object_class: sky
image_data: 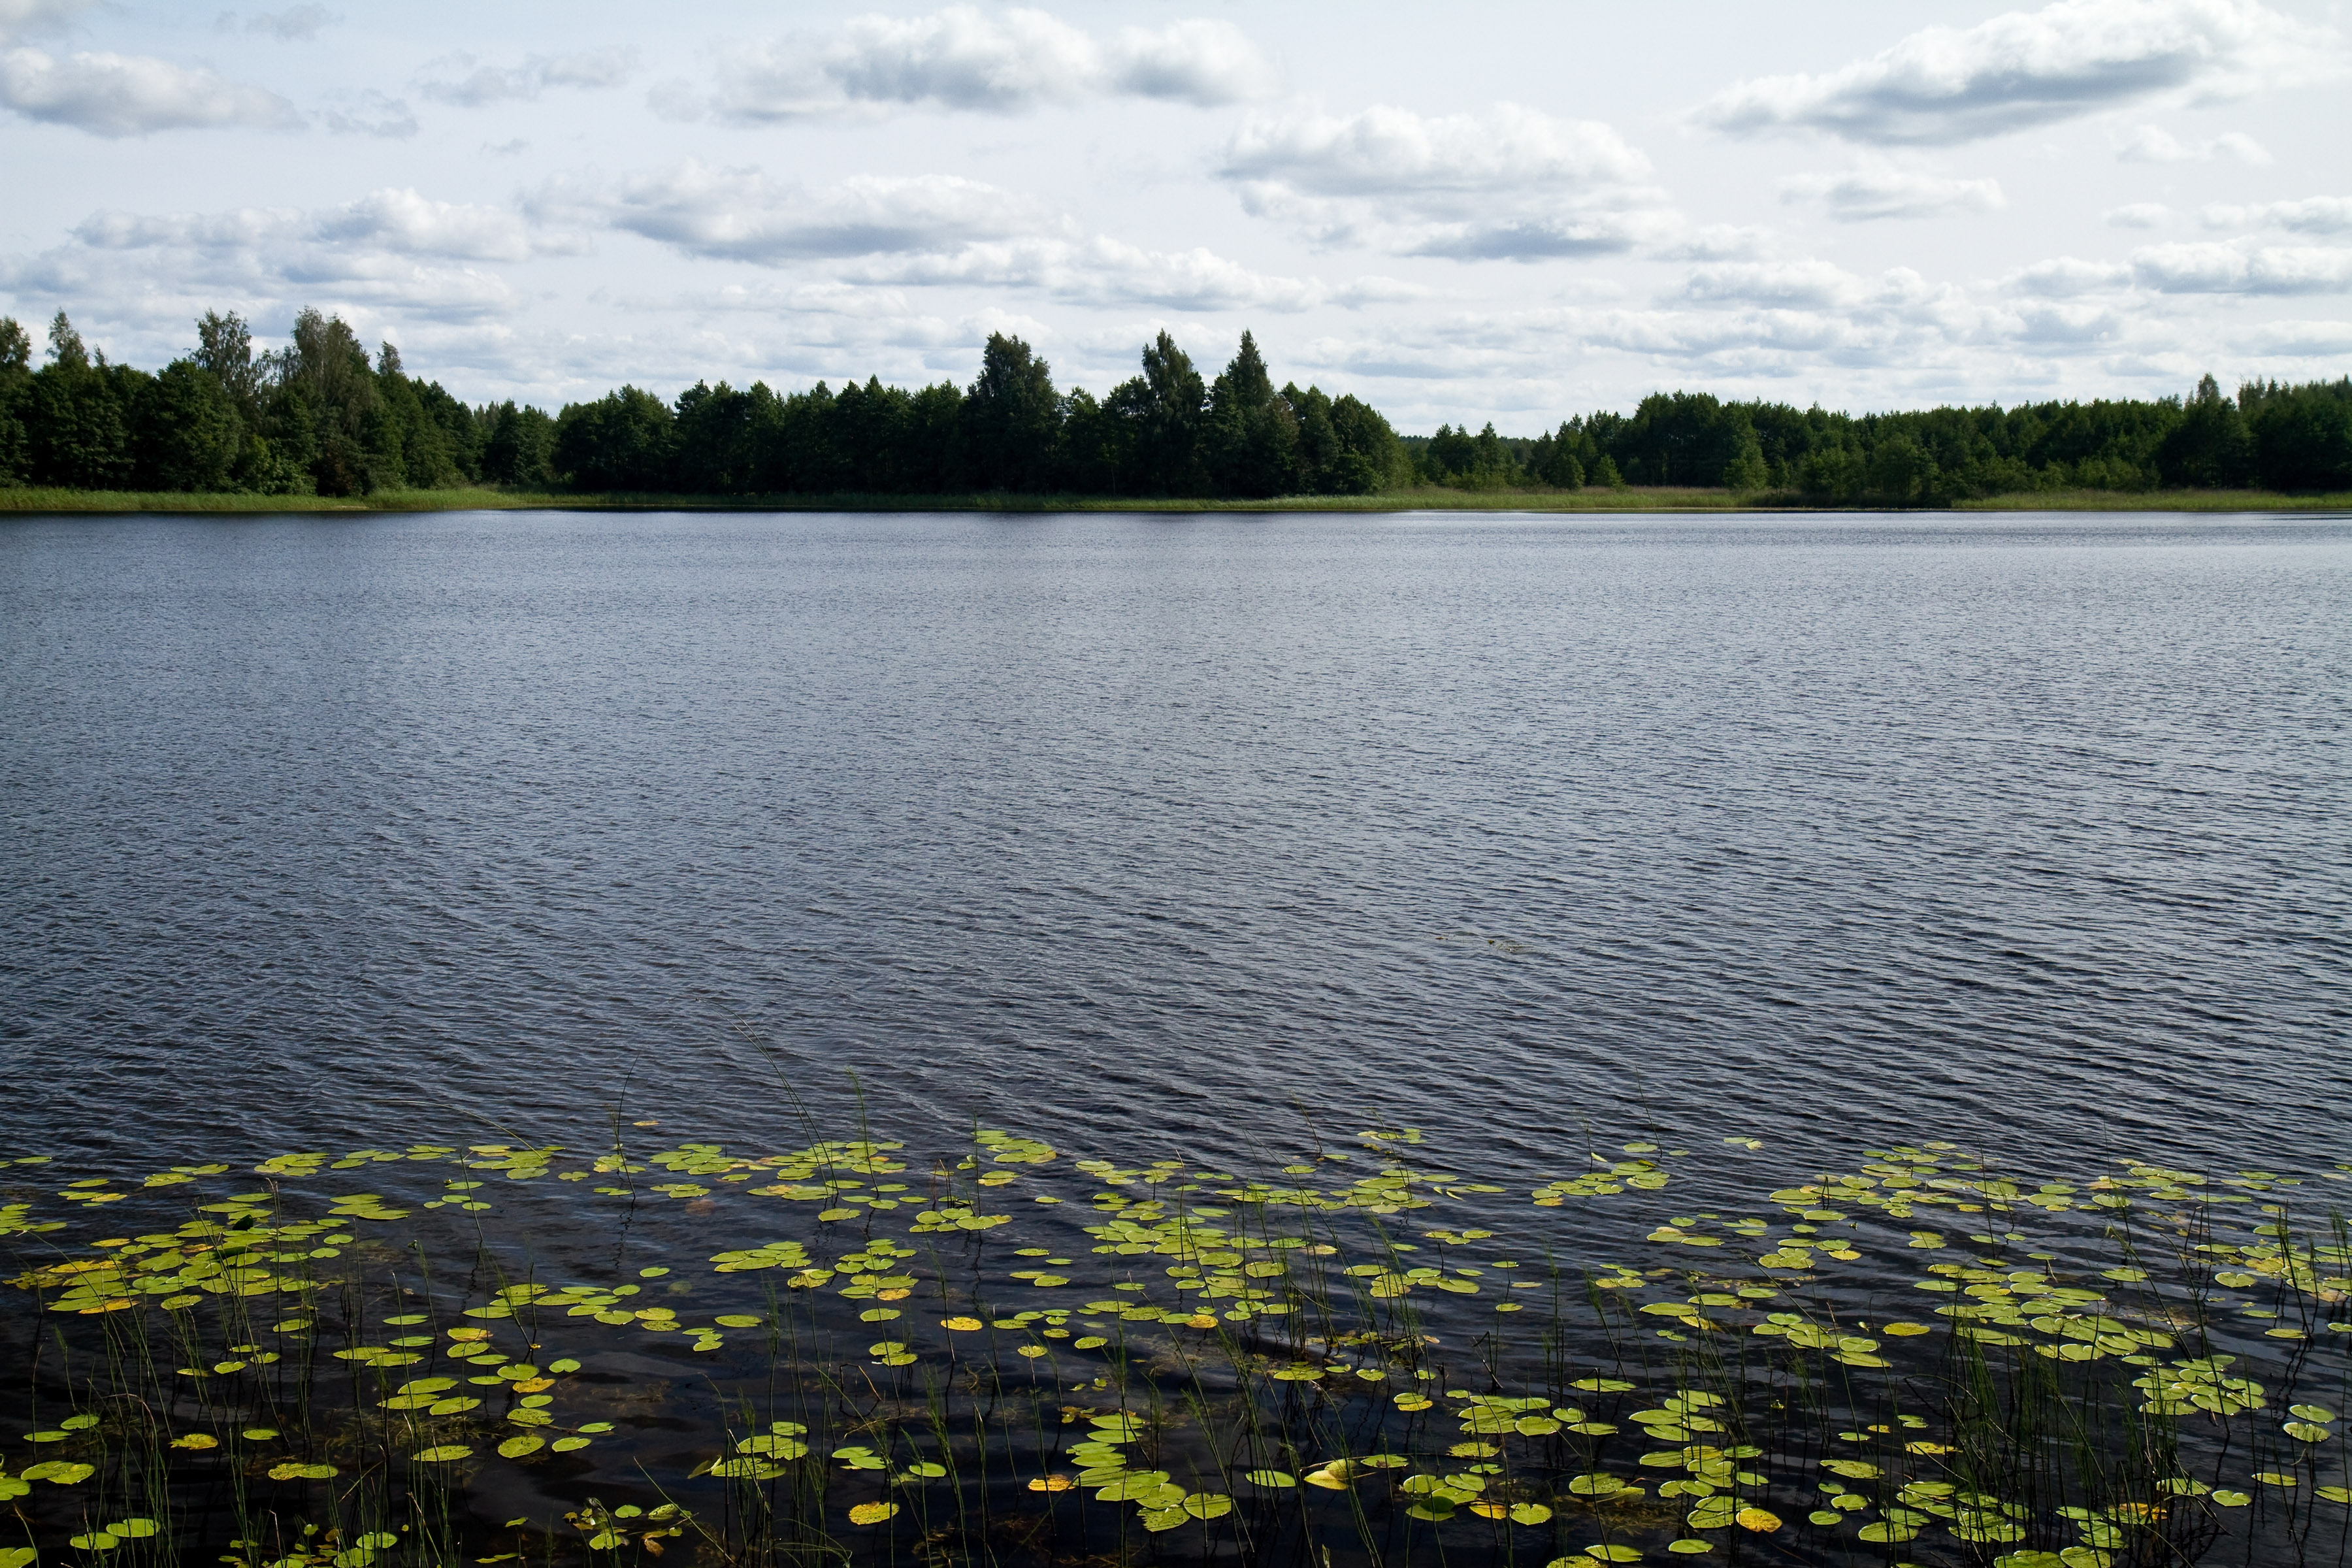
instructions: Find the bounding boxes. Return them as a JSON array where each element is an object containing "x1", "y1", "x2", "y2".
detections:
[{"x1": 1, "y1": 0, "x2": 2347, "y2": 430}]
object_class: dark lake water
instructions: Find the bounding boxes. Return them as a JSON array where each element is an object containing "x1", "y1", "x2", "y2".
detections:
[{"x1": 4, "y1": 508, "x2": 2348, "y2": 1187}]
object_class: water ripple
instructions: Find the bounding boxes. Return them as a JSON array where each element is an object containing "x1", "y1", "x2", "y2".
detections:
[{"x1": 2, "y1": 510, "x2": 2346, "y2": 1188}]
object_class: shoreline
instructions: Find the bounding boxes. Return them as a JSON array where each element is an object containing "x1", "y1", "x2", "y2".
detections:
[{"x1": 2, "y1": 484, "x2": 2347, "y2": 515}]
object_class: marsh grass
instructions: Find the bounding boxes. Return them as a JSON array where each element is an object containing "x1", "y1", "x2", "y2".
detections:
[
  {"x1": 5, "y1": 485, "x2": 2345, "y2": 515},
  {"x1": 2, "y1": 1130, "x2": 2346, "y2": 1567}
]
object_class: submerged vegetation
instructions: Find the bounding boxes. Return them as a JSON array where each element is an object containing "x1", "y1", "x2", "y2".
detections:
[
  {"x1": 3, "y1": 308, "x2": 2349, "y2": 510},
  {"x1": 3, "y1": 1119, "x2": 2346, "y2": 1567}
]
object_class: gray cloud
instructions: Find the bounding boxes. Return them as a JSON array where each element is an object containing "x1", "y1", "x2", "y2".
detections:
[
  {"x1": 2237, "y1": 318, "x2": 2352, "y2": 355},
  {"x1": 318, "y1": 89, "x2": 415, "y2": 138},
  {"x1": 2104, "y1": 203, "x2": 2170, "y2": 228},
  {"x1": 0, "y1": 0, "x2": 90, "y2": 42},
  {"x1": 1698, "y1": 0, "x2": 2341, "y2": 146},
  {"x1": 0, "y1": 46, "x2": 300, "y2": 135},
  {"x1": 215, "y1": 7, "x2": 336, "y2": 41},
  {"x1": 418, "y1": 48, "x2": 636, "y2": 107},
  {"x1": 1778, "y1": 162, "x2": 2005, "y2": 221},
  {"x1": 666, "y1": 7, "x2": 1275, "y2": 123}
]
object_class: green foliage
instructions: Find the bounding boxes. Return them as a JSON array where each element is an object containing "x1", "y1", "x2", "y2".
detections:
[
  {"x1": 1205, "y1": 331, "x2": 1299, "y2": 498},
  {"x1": 2242, "y1": 377, "x2": 2352, "y2": 491},
  {"x1": 0, "y1": 316, "x2": 29, "y2": 485},
  {"x1": 965, "y1": 332, "x2": 1060, "y2": 491},
  {"x1": 8, "y1": 308, "x2": 2345, "y2": 506},
  {"x1": 29, "y1": 314, "x2": 133, "y2": 489},
  {"x1": 137, "y1": 359, "x2": 243, "y2": 491}
]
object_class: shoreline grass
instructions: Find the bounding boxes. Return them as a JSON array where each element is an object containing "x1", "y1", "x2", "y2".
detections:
[{"x1": 2, "y1": 484, "x2": 2347, "y2": 517}]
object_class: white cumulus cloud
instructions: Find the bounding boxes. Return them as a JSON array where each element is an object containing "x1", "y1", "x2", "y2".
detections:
[
  {"x1": 664, "y1": 6, "x2": 1274, "y2": 123},
  {"x1": 545, "y1": 161, "x2": 1059, "y2": 265},
  {"x1": 7, "y1": 196, "x2": 532, "y2": 326},
  {"x1": 2001, "y1": 256, "x2": 2134, "y2": 295},
  {"x1": 2104, "y1": 203, "x2": 2170, "y2": 227},
  {"x1": 540, "y1": 160, "x2": 1331, "y2": 314},
  {"x1": 2132, "y1": 241, "x2": 2352, "y2": 293},
  {"x1": 1778, "y1": 161, "x2": 2006, "y2": 221},
  {"x1": 1218, "y1": 103, "x2": 1666, "y2": 261},
  {"x1": 73, "y1": 188, "x2": 584, "y2": 265},
  {"x1": 1697, "y1": 0, "x2": 2342, "y2": 146},
  {"x1": 2200, "y1": 196, "x2": 2352, "y2": 235},
  {"x1": 0, "y1": 46, "x2": 299, "y2": 135}
]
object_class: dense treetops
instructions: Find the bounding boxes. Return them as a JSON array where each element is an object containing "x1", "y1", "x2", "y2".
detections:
[{"x1": 1, "y1": 307, "x2": 2346, "y2": 502}]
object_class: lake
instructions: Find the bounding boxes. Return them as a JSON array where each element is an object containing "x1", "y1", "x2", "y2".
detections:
[
  {"x1": 4, "y1": 508, "x2": 2344, "y2": 1178},
  {"x1": 3, "y1": 508, "x2": 2349, "y2": 1565}
]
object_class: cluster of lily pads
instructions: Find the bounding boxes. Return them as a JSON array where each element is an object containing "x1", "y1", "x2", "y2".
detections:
[{"x1": 1, "y1": 1128, "x2": 2347, "y2": 1566}]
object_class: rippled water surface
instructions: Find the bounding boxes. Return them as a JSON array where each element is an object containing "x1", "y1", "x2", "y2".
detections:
[{"x1": 3, "y1": 509, "x2": 2347, "y2": 1181}]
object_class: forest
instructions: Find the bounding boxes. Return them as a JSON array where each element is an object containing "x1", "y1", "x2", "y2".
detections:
[{"x1": 1, "y1": 307, "x2": 2347, "y2": 504}]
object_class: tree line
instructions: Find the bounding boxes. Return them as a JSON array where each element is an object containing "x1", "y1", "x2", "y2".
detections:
[
  {"x1": 2, "y1": 306, "x2": 2347, "y2": 500},
  {"x1": 0, "y1": 310, "x2": 1407, "y2": 499},
  {"x1": 1420, "y1": 376, "x2": 2352, "y2": 500}
]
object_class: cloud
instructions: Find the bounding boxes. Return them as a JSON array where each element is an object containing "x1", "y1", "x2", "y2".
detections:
[
  {"x1": 7, "y1": 187, "x2": 595, "y2": 333},
  {"x1": 667, "y1": 6, "x2": 1275, "y2": 122},
  {"x1": 1223, "y1": 103, "x2": 1648, "y2": 198},
  {"x1": 1105, "y1": 18, "x2": 1277, "y2": 103},
  {"x1": 2132, "y1": 241, "x2": 2352, "y2": 293},
  {"x1": 2200, "y1": 197, "x2": 2352, "y2": 235},
  {"x1": 6, "y1": 208, "x2": 526, "y2": 324},
  {"x1": 2104, "y1": 202, "x2": 2169, "y2": 227},
  {"x1": 0, "y1": 0, "x2": 90, "y2": 41},
  {"x1": 2001, "y1": 255, "x2": 2133, "y2": 295},
  {"x1": 2114, "y1": 123, "x2": 2270, "y2": 162},
  {"x1": 2237, "y1": 319, "x2": 2352, "y2": 355},
  {"x1": 1697, "y1": 0, "x2": 2342, "y2": 146},
  {"x1": 1778, "y1": 161, "x2": 2006, "y2": 221},
  {"x1": 1218, "y1": 103, "x2": 1667, "y2": 261},
  {"x1": 418, "y1": 48, "x2": 636, "y2": 106},
  {"x1": 1682, "y1": 260, "x2": 1872, "y2": 310},
  {"x1": 215, "y1": 6, "x2": 335, "y2": 41},
  {"x1": 546, "y1": 161, "x2": 1058, "y2": 264},
  {"x1": 318, "y1": 89, "x2": 415, "y2": 138},
  {"x1": 0, "y1": 47, "x2": 299, "y2": 135},
  {"x1": 855, "y1": 235, "x2": 1329, "y2": 312},
  {"x1": 69, "y1": 187, "x2": 584, "y2": 266},
  {"x1": 539, "y1": 159, "x2": 1329, "y2": 314}
]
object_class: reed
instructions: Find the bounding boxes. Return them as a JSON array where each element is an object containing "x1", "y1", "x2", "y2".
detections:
[{"x1": 2, "y1": 1131, "x2": 2344, "y2": 1565}]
